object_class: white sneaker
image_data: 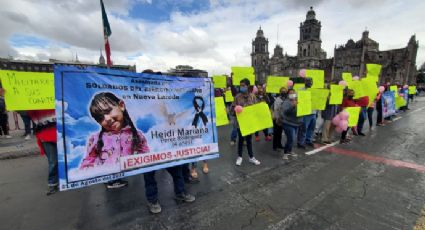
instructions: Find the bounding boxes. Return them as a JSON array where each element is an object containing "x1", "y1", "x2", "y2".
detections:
[
  {"x1": 24, "y1": 135, "x2": 31, "y2": 140},
  {"x1": 235, "y1": 157, "x2": 243, "y2": 166},
  {"x1": 291, "y1": 152, "x2": 298, "y2": 158},
  {"x1": 249, "y1": 157, "x2": 261, "y2": 165},
  {"x1": 230, "y1": 141, "x2": 235, "y2": 146},
  {"x1": 5, "y1": 135, "x2": 12, "y2": 139},
  {"x1": 282, "y1": 154, "x2": 289, "y2": 160}
]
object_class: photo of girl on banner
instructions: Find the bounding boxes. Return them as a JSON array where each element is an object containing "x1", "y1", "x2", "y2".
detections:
[{"x1": 80, "y1": 92, "x2": 150, "y2": 169}]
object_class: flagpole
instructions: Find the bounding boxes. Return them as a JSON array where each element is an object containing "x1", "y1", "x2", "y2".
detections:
[{"x1": 100, "y1": 0, "x2": 112, "y2": 67}]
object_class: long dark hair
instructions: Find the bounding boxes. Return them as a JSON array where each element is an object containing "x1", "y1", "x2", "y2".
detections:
[{"x1": 89, "y1": 92, "x2": 141, "y2": 155}]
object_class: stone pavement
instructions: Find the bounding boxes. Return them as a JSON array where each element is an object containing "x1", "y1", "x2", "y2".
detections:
[{"x1": 0, "y1": 129, "x2": 39, "y2": 160}]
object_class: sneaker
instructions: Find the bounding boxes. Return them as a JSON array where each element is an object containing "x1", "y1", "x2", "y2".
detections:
[
  {"x1": 265, "y1": 136, "x2": 272, "y2": 142},
  {"x1": 249, "y1": 157, "x2": 261, "y2": 165},
  {"x1": 236, "y1": 157, "x2": 243, "y2": 166},
  {"x1": 202, "y1": 163, "x2": 209, "y2": 174},
  {"x1": 282, "y1": 154, "x2": 289, "y2": 160},
  {"x1": 358, "y1": 132, "x2": 366, "y2": 136},
  {"x1": 255, "y1": 136, "x2": 260, "y2": 142},
  {"x1": 106, "y1": 180, "x2": 128, "y2": 189},
  {"x1": 190, "y1": 168, "x2": 198, "y2": 179},
  {"x1": 147, "y1": 201, "x2": 162, "y2": 214},
  {"x1": 290, "y1": 152, "x2": 298, "y2": 158},
  {"x1": 306, "y1": 142, "x2": 315, "y2": 148},
  {"x1": 5, "y1": 135, "x2": 12, "y2": 139},
  {"x1": 322, "y1": 140, "x2": 331, "y2": 144},
  {"x1": 297, "y1": 144, "x2": 306, "y2": 149},
  {"x1": 230, "y1": 141, "x2": 236, "y2": 146},
  {"x1": 46, "y1": 185, "x2": 58, "y2": 196},
  {"x1": 175, "y1": 193, "x2": 196, "y2": 203},
  {"x1": 24, "y1": 134, "x2": 31, "y2": 140}
]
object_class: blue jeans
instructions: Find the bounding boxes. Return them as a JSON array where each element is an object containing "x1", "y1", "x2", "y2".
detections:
[
  {"x1": 282, "y1": 124, "x2": 297, "y2": 153},
  {"x1": 144, "y1": 166, "x2": 185, "y2": 203},
  {"x1": 231, "y1": 126, "x2": 237, "y2": 142},
  {"x1": 298, "y1": 114, "x2": 316, "y2": 145},
  {"x1": 357, "y1": 107, "x2": 367, "y2": 133},
  {"x1": 20, "y1": 113, "x2": 33, "y2": 135},
  {"x1": 41, "y1": 142, "x2": 58, "y2": 186}
]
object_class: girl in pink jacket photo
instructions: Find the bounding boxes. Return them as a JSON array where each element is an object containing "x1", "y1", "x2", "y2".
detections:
[{"x1": 80, "y1": 92, "x2": 150, "y2": 169}]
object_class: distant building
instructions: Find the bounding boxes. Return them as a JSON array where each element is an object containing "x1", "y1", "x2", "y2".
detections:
[
  {"x1": 251, "y1": 6, "x2": 418, "y2": 85},
  {"x1": 167, "y1": 65, "x2": 208, "y2": 77}
]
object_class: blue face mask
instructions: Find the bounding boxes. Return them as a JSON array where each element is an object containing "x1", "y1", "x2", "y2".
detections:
[{"x1": 240, "y1": 86, "x2": 248, "y2": 93}]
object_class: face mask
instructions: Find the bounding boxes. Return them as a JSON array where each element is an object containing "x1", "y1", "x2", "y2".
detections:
[{"x1": 240, "y1": 86, "x2": 248, "y2": 93}]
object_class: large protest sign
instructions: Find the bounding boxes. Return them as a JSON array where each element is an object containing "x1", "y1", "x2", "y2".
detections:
[
  {"x1": 306, "y1": 69, "x2": 324, "y2": 89},
  {"x1": 330, "y1": 85, "x2": 344, "y2": 105},
  {"x1": 266, "y1": 76, "x2": 289, "y2": 93},
  {"x1": 293, "y1": 83, "x2": 305, "y2": 92},
  {"x1": 231, "y1": 67, "x2": 255, "y2": 86},
  {"x1": 409, "y1": 86, "x2": 416, "y2": 95},
  {"x1": 361, "y1": 78, "x2": 378, "y2": 106},
  {"x1": 347, "y1": 80, "x2": 366, "y2": 99},
  {"x1": 308, "y1": 88, "x2": 329, "y2": 110},
  {"x1": 213, "y1": 75, "x2": 227, "y2": 88},
  {"x1": 224, "y1": 90, "x2": 234, "y2": 102},
  {"x1": 0, "y1": 70, "x2": 55, "y2": 110},
  {"x1": 214, "y1": 97, "x2": 229, "y2": 126},
  {"x1": 345, "y1": 107, "x2": 361, "y2": 127},
  {"x1": 342, "y1": 72, "x2": 352, "y2": 83},
  {"x1": 297, "y1": 90, "x2": 312, "y2": 117},
  {"x1": 382, "y1": 91, "x2": 396, "y2": 118},
  {"x1": 236, "y1": 102, "x2": 273, "y2": 136},
  {"x1": 55, "y1": 65, "x2": 219, "y2": 191}
]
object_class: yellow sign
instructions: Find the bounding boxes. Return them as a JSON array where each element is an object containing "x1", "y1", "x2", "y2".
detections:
[
  {"x1": 0, "y1": 70, "x2": 55, "y2": 110},
  {"x1": 308, "y1": 88, "x2": 329, "y2": 111},
  {"x1": 342, "y1": 72, "x2": 352, "y2": 83},
  {"x1": 345, "y1": 107, "x2": 361, "y2": 127},
  {"x1": 366, "y1": 63, "x2": 382, "y2": 79},
  {"x1": 409, "y1": 86, "x2": 417, "y2": 95},
  {"x1": 361, "y1": 78, "x2": 378, "y2": 107},
  {"x1": 306, "y1": 69, "x2": 324, "y2": 89},
  {"x1": 347, "y1": 80, "x2": 366, "y2": 99},
  {"x1": 390, "y1": 85, "x2": 398, "y2": 93},
  {"x1": 329, "y1": 85, "x2": 344, "y2": 105},
  {"x1": 231, "y1": 66, "x2": 255, "y2": 86},
  {"x1": 213, "y1": 75, "x2": 227, "y2": 89},
  {"x1": 297, "y1": 90, "x2": 312, "y2": 117},
  {"x1": 293, "y1": 83, "x2": 305, "y2": 92},
  {"x1": 224, "y1": 90, "x2": 234, "y2": 102},
  {"x1": 236, "y1": 102, "x2": 273, "y2": 136},
  {"x1": 395, "y1": 96, "x2": 406, "y2": 109},
  {"x1": 214, "y1": 97, "x2": 229, "y2": 126},
  {"x1": 266, "y1": 76, "x2": 289, "y2": 93}
]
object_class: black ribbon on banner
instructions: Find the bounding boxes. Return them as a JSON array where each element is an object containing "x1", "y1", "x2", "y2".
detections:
[{"x1": 192, "y1": 96, "x2": 208, "y2": 128}]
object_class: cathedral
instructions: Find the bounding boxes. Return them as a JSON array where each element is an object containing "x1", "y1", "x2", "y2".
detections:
[{"x1": 251, "y1": 7, "x2": 419, "y2": 85}]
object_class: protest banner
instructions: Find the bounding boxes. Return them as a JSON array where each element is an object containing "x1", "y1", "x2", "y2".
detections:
[
  {"x1": 297, "y1": 90, "x2": 312, "y2": 117},
  {"x1": 224, "y1": 90, "x2": 234, "y2": 102},
  {"x1": 382, "y1": 91, "x2": 396, "y2": 118},
  {"x1": 293, "y1": 83, "x2": 305, "y2": 92},
  {"x1": 236, "y1": 102, "x2": 273, "y2": 136},
  {"x1": 330, "y1": 85, "x2": 344, "y2": 105},
  {"x1": 345, "y1": 107, "x2": 361, "y2": 127},
  {"x1": 0, "y1": 70, "x2": 54, "y2": 110},
  {"x1": 266, "y1": 76, "x2": 289, "y2": 93},
  {"x1": 54, "y1": 65, "x2": 219, "y2": 191},
  {"x1": 409, "y1": 86, "x2": 416, "y2": 95},
  {"x1": 214, "y1": 97, "x2": 229, "y2": 126},
  {"x1": 231, "y1": 67, "x2": 255, "y2": 86},
  {"x1": 309, "y1": 88, "x2": 329, "y2": 110},
  {"x1": 212, "y1": 75, "x2": 227, "y2": 89},
  {"x1": 306, "y1": 69, "x2": 324, "y2": 89},
  {"x1": 342, "y1": 72, "x2": 352, "y2": 83}
]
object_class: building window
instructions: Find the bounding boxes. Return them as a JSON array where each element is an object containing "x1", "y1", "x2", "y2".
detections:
[
  {"x1": 42, "y1": 66, "x2": 46, "y2": 71},
  {"x1": 303, "y1": 49, "x2": 306, "y2": 57},
  {"x1": 11, "y1": 65, "x2": 16, "y2": 70}
]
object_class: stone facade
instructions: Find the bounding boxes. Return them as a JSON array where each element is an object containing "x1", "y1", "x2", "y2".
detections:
[
  {"x1": 167, "y1": 65, "x2": 208, "y2": 77},
  {"x1": 251, "y1": 7, "x2": 418, "y2": 85}
]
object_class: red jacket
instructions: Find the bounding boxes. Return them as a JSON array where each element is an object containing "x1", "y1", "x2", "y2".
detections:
[
  {"x1": 342, "y1": 97, "x2": 358, "y2": 109},
  {"x1": 27, "y1": 110, "x2": 57, "y2": 155},
  {"x1": 355, "y1": 96, "x2": 369, "y2": 107}
]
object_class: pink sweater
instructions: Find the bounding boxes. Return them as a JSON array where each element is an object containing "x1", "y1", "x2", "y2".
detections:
[{"x1": 80, "y1": 126, "x2": 149, "y2": 168}]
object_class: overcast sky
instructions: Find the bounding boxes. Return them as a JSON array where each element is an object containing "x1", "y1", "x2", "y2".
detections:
[{"x1": 1, "y1": 0, "x2": 424, "y2": 74}]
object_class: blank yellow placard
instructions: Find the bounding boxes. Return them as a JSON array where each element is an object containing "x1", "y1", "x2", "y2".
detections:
[
  {"x1": 345, "y1": 107, "x2": 361, "y2": 127},
  {"x1": 236, "y1": 102, "x2": 273, "y2": 136},
  {"x1": 308, "y1": 88, "x2": 329, "y2": 111},
  {"x1": 0, "y1": 70, "x2": 55, "y2": 110},
  {"x1": 366, "y1": 64, "x2": 382, "y2": 77},
  {"x1": 297, "y1": 90, "x2": 312, "y2": 117},
  {"x1": 330, "y1": 85, "x2": 344, "y2": 105},
  {"x1": 342, "y1": 72, "x2": 352, "y2": 83},
  {"x1": 390, "y1": 85, "x2": 398, "y2": 93},
  {"x1": 214, "y1": 97, "x2": 229, "y2": 126},
  {"x1": 306, "y1": 69, "x2": 324, "y2": 89},
  {"x1": 395, "y1": 96, "x2": 406, "y2": 109},
  {"x1": 347, "y1": 81, "x2": 366, "y2": 99},
  {"x1": 361, "y1": 78, "x2": 378, "y2": 107},
  {"x1": 293, "y1": 83, "x2": 305, "y2": 92},
  {"x1": 266, "y1": 76, "x2": 289, "y2": 93},
  {"x1": 409, "y1": 86, "x2": 416, "y2": 95},
  {"x1": 213, "y1": 75, "x2": 227, "y2": 89},
  {"x1": 224, "y1": 90, "x2": 234, "y2": 102},
  {"x1": 231, "y1": 67, "x2": 255, "y2": 86}
]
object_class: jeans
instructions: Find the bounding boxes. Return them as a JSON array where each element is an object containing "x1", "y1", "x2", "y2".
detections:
[
  {"x1": 237, "y1": 128, "x2": 253, "y2": 158},
  {"x1": 41, "y1": 142, "x2": 58, "y2": 186},
  {"x1": 20, "y1": 113, "x2": 33, "y2": 135},
  {"x1": 144, "y1": 166, "x2": 185, "y2": 203},
  {"x1": 230, "y1": 117, "x2": 238, "y2": 142},
  {"x1": 282, "y1": 124, "x2": 297, "y2": 153},
  {"x1": 357, "y1": 107, "x2": 367, "y2": 133},
  {"x1": 298, "y1": 114, "x2": 316, "y2": 145},
  {"x1": 272, "y1": 120, "x2": 283, "y2": 150},
  {"x1": 0, "y1": 114, "x2": 9, "y2": 136},
  {"x1": 367, "y1": 107, "x2": 374, "y2": 128}
]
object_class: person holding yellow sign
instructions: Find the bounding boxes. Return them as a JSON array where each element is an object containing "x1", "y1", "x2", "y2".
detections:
[{"x1": 280, "y1": 89, "x2": 302, "y2": 160}]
